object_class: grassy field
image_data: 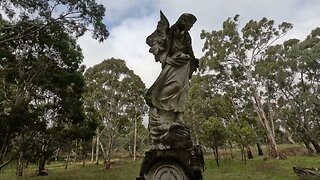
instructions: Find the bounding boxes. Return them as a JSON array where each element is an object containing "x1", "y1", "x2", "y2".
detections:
[{"x1": 1, "y1": 144, "x2": 319, "y2": 179}]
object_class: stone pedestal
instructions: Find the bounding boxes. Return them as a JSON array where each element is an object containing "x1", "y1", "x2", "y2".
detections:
[{"x1": 137, "y1": 146, "x2": 204, "y2": 180}]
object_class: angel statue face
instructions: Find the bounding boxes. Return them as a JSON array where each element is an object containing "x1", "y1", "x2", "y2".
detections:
[{"x1": 177, "y1": 13, "x2": 197, "y2": 31}]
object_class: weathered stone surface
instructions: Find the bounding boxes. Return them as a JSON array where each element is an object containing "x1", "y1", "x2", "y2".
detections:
[
  {"x1": 138, "y1": 11, "x2": 204, "y2": 180},
  {"x1": 145, "y1": 11, "x2": 198, "y2": 149},
  {"x1": 137, "y1": 146, "x2": 204, "y2": 180}
]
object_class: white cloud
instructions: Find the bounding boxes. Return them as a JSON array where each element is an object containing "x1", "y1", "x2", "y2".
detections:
[
  {"x1": 96, "y1": 0, "x2": 155, "y2": 26},
  {"x1": 79, "y1": 0, "x2": 320, "y2": 88},
  {"x1": 78, "y1": 14, "x2": 161, "y2": 87}
]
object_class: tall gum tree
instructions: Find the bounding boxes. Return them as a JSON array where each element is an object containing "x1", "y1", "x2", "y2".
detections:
[
  {"x1": 84, "y1": 58, "x2": 146, "y2": 167},
  {"x1": 200, "y1": 15, "x2": 292, "y2": 158},
  {"x1": 0, "y1": 0, "x2": 109, "y2": 44},
  {"x1": 259, "y1": 28, "x2": 320, "y2": 153},
  {"x1": 0, "y1": 0, "x2": 109, "y2": 173},
  {"x1": 0, "y1": 18, "x2": 91, "y2": 174}
]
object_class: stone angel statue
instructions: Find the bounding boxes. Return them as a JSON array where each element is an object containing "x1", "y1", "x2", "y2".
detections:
[{"x1": 145, "y1": 11, "x2": 198, "y2": 150}]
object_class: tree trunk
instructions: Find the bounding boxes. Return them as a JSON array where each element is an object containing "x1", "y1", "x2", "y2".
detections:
[
  {"x1": 246, "y1": 145, "x2": 253, "y2": 159},
  {"x1": 283, "y1": 125, "x2": 295, "y2": 144},
  {"x1": 300, "y1": 120, "x2": 319, "y2": 154},
  {"x1": 310, "y1": 140, "x2": 320, "y2": 154},
  {"x1": 54, "y1": 148, "x2": 60, "y2": 161},
  {"x1": 133, "y1": 117, "x2": 137, "y2": 162},
  {"x1": 258, "y1": 105, "x2": 279, "y2": 158},
  {"x1": 99, "y1": 141, "x2": 107, "y2": 164},
  {"x1": 16, "y1": 152, "x2": 24, "y2": 176},
  {"x1": 195, "y1": 134, "x2": 200, "y2": 146},
  {"x1": 302, "y1": 139, "x2": 314, "y2": 154},
  {"x1": 37, "y1": 144, "x2": 48, "y2": 176},
  {"x1": 0, "y1": 134, "x2": 9, "y2": 164},
  {"x1": 268, "y1": 102, "x2": 276, "y2": 139},
  {"x1": 286, "y1": 133, "x2": 296, "y2": 144},
  {"x1": 82, "y1": 153, "x2": 87, "y2": 168},
  {"x1": 242, "y1": 146, "x2": 247, "y2": 164},
  {"x1": 0, "y1": 158, "x2": 13, "y2": 171},
  {"x1": 38, "y1": 155, "x2": 47, "y2": 176},
  {"x1": 65, "y1": 152, "x2": 70, "y2": 169},
  {"x1": 0, "y1": 134, "x2": 11, "y2": 170},
  {"x1": 106, "y1": 137, "x2": 112, "y2": 169},
  {"x1": 74, "y1": 154, "x2": 77, "y2": 164},
  {"x1": 228, "y1": 141, "x2": 234, "y2": 159},
  {"x1": 257, "y1": 143, "x2": 263, "y2": 156},
  {"x1": 72, "y1": 148, "x2": 77, "y2": 164},
  {"x1": 240, "y1": 147, "x2": 244, "y2": 160},
  {"x1": 25, "y1": 158, "x2": 29, "y2": 168},
  {"x1": 246, "y1": 68, "x2": 279, "y2": 158},
  {"x1": 95, "y1": 133, "x2": 100, "y2": 165},
  {"x1": 91, "y1": 138, "x2": 95, "y2": 163},
  {"x1": 212, "y1": 147, "x2": 219, "y2": 167},
  {"x1": 193, "y1": 122, "x2": 200, "y2": 145}
]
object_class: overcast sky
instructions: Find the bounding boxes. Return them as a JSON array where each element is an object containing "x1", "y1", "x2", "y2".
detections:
[{"x1": 78, "y1": 0, "x2": 320, "y2": 88}]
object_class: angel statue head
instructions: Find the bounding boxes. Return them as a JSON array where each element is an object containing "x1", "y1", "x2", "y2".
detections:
[
  {"x1": 146, "y1": 11, "x2": 197, "y2": 63},
  {"x1": 176, "y1": 13, "x2": 197, "y2": 31}
]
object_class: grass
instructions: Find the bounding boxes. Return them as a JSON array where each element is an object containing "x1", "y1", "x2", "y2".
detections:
[
  {"x1": 1, "y1": 159, "x2": 142, "y2": 180},
  {"x1": 1, "y1": 144, "x2": 320, "y2": 179},
  {"x1": 204, "y1": 155, "x2": 320, "y2": 180}
]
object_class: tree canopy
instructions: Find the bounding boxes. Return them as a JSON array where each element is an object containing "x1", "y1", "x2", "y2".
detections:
[
  {"x1": 84, "y1": 58, "x2": 147, "y2": 166},
  {"x1": 0, "y1": 0, "x2": 109, "y2": 175},
  {"x1": 200, "y1": 15, "x2": 293, "y2": 158}
]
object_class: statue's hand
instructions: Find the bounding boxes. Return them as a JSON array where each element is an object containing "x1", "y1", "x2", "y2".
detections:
[{"x1": 173, "y1": 53, "x2": 191, "y2": 60}]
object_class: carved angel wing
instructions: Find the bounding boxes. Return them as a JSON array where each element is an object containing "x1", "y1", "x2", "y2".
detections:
[{"x1": 146, "y1": 11, "x2": 170, "y2": 63}]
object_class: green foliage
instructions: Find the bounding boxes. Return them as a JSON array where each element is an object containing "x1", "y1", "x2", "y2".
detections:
[
  {"x1": 228, "y1": 120, "x2": 256, "y2": 149},
  {"x1": 84, "y1": 58, "x2": 147, "y2": 162},
  {"x1": 200, "y1": 15, "x2": 292, "y2": 72},
  {"x1": 200, "y1": 15, "x2": 294, "y2": 157},
  {"x1": 0, "y1": 0, "x2": 109, "y2": 172},
  {"x1": 0, "y1": 0, "x2": 109, "y2": 43},
  {"x1": 120, "y1": 120, "x2": 149, "y2": 154},
  {"x1": 259, "y1": 27, "x2": 320, "y2": 151},
  {"x1": 185, "y1": 73, "x2": 235, "y2": 143},
  {"x1": 200, "y1": 117, "x2": 227, "y2": 149},
  {"x1": 84, "y1": 58, "x2": 146, "y2": 129}
]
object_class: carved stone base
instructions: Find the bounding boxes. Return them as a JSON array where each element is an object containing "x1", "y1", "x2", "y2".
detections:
[{"x1": 137, "y1": 146, "x2": 204, "y2": 180}]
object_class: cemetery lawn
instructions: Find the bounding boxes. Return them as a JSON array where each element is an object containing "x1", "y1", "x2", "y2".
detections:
[
  {"x1": 1, "y1": 145, "x2": 320, "y2": 179},
  {"x1": 1, "y1": 156, "x2": 319, "y2": 180}
]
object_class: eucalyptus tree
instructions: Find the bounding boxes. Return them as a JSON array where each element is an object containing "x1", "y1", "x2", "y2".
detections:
[
  {"x1": 200, "y1": 15, "x2": 292, "y2": 158},
  {"x1": 185, "y1": 72, "x2": 236, "y2": 144},
  {"x1": 0, "y1": 22, "x2": 96, "y2": 176},
  {"x1": 120, "y1": 67, "x2": 148, "y2": 161},
  {"x1": 185, "y1": 74, "x2": 216, "y2": 144},
  {"x1": 84, "y1": 58, "x2": 146, "y2": 166},
  {"x1": 121, "y1": 119, "x2": 149, "y2": 157},
  {"x1": 187, "y1": 68, "x2": 257, "y2": 158},
  {"x1": 259, "y1": 28, "x2": 320, "y2": 153},
  {"x1": 287, "y1": 29, "x2": 320, "y2": 153},
  {"x1": 0, "y1": 0, "x2": 109, "y2": 44},
  {"x1": 0, "y1": 0, "x2": 109, "y2": 174}
]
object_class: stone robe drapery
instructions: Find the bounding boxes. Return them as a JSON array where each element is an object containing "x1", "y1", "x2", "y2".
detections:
[
  {"x1": 145, "y1": 24, "x2": 197, "y2": 113},
  {"x1": 145, "y1": 23, "x2": 198, "y2": 149}
]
